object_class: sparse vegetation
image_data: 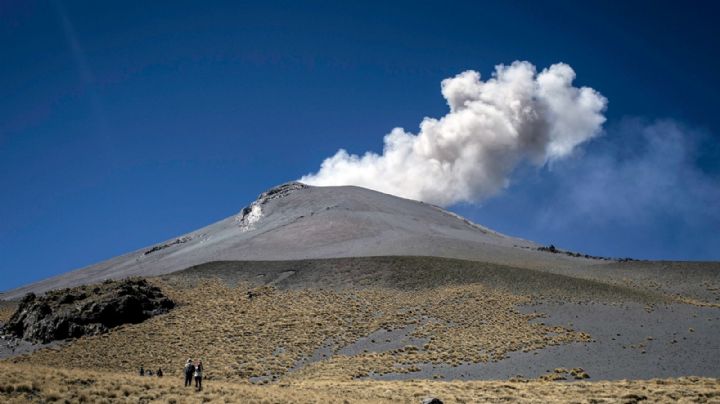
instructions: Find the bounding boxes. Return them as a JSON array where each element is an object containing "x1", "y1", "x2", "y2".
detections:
[
  {"x1": 3, "y1": 256, "x2": 718, "y2": 402},
  {"x1": 0, "y1": 301, "x2": 18, "y2": 323},
  {"x1": 170, "y1": 257, "x2": 671, "y2": 304},
  {"x1": 7, "y1": 279, "x2": 588, "y2": 382},
  {"x1": 1, "y1": 363, "x2": 718, "y2": 403}
]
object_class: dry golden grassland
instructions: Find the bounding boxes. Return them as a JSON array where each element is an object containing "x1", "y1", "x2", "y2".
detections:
[
  {"x1": 1, "y1": 363, "x2": 718, "y2": 403},
  {"x1": 0, "y1": 300, "x2": 18, "y2": 323},
  {"x1": 4, "y1": 278, "x2": 720, "y2": 402},
  {"x1": 8, "y1": 280, "x2": 588, "y2": 382}
]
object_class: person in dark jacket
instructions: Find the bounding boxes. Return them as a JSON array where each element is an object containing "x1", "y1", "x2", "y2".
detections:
[
  {"x1": 157, "y1": 367, "x2": 163, "y2": 377},
  {"x1": 183, "y1": 359, "x2": 195, "y2": 387},
  {"x1": 139, "y1": 365, "x2": 144, "y2": 376}
]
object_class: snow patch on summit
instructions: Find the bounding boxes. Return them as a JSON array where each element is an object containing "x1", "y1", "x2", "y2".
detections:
[
  {"x1": 235, "y1": 182, "x2": 309, "y2": 232},
  {"x1": 237, "y1": 204, "x2": 263, "y2": 232}
]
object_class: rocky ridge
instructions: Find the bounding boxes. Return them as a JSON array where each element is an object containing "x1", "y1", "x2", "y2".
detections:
[
  {"x1": 2, "y1": 279, "x2": 174, "y2": 343},
  {"x1": 235, "y1": 182, "x2": 308, "y2": 231}
]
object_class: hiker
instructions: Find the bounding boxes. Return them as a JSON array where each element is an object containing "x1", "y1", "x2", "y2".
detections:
[
  {"x1": 139, "y1": 365, "x2": 145, "y2": 376},
  {"x1": 194, "y1": 360, "x2": 203, "y2": 391},
  {"x1": 157, "y1": 367, "x2": 163, "y2": 377},
  {"x1": 184, "y1": 359, "x2": 195, "y2": 387}
]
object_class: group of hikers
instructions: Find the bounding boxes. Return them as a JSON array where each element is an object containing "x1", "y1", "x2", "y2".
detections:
[
  {"x1": 184, "y1": 359, "x2": 204, "y2": 390},
  {"x1": 137, "y1": 359, "x2": 203, "y2": 391},
  {"x1": 138, "y1": 365, "x2": 163, "y2": 377}
]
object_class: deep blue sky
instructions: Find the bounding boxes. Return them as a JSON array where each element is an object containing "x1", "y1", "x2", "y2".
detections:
[{"x1": 2, "y1": 0, "x2": 719, "y2": 291}]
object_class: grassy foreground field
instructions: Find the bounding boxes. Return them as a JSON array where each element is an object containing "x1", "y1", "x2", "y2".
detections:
[
  {"x1": 7, "y1": 279, "x2": 589, "y2": 381},
  {"x1": 1, "y1": 363, "x2": 719, "y2": 403},
  {"x1": 3, "y1": 256, "x2": 719, "y2": 401}
]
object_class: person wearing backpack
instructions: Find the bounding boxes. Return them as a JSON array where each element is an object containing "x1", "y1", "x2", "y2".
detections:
[
  {"x1": 194, "y1": 360, "x2": 203, "y2": 391},
  {"x1": 183, "y1": 359, "x2": 195, "y2": 387}
]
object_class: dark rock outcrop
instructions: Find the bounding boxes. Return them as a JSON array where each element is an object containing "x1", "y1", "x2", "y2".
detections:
[
  {"x1": 144, "y1": 236, "x2": 192, "y2": 255},
  {"x1": 239, "y1": 182, "x2": 307, "y2": 218},
  {"x1": 257, "y1": 181, "x2": 307, "y2": 203},
  {"x1": 2, "y1": 278, "x2": 174, "y2": 343}
]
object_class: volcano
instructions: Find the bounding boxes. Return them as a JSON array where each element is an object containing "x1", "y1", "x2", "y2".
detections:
[
  {"x1": 2, "y1": 182, "x2": 719, "y2": 386},
  {"x1": 3, "y1": 182, "x2": 597, "y2": 299}
]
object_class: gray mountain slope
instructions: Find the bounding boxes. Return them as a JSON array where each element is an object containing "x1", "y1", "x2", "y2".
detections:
[{"x1": 3, "y1": 182, "x2": 600, "y2": 299}]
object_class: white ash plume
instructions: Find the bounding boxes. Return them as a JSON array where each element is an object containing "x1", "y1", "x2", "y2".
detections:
[{"x1": 301, "y1": 61, "x2": 607, "y2": 206}]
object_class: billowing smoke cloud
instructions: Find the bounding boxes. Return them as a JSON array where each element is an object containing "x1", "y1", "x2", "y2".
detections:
[
  {"x1": 301, "y1": 61, "x2": 607, "y2": 206},
  {"x1": 463, "y1": 118, "x2": 720, "y2": 260},
  {"x1": 538, "y1": 119, "x2": 720, "y2": 229}
]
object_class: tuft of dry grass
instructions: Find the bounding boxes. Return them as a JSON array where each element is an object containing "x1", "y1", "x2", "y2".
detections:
[
  {"x1": 1, "y1": 363, "x2": 718, "y2": 403},
  {"x1": 7, "y1": 280, "x2": 589, "y2": 382},
  {"x1": 0, "y1": 300, "x2": 18, "y2": 323}
]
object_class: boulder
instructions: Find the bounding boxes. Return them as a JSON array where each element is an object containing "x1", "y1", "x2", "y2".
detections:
[{"x1": 2, "y1": 278, "x2": 174, "y2": 343}]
